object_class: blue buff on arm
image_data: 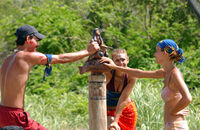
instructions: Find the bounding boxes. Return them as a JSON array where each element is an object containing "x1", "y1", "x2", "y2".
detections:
[{"x1": 43, "y1": 54, "x2": 53, "y2": 81}]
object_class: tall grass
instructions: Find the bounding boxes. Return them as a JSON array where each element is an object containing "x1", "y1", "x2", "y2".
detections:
[
  {"x1": 25, "y1": 89, "x2": 89, "y2": 130},
  {"x1": 132, "y1": 79, "x2": 200, "y2": 130},
  {"x1": 1, "y1": 78, "x2": 199, "y2": 129},
  {"x1": 131, "y1": 79, "x2": 164, "y2": 130}
]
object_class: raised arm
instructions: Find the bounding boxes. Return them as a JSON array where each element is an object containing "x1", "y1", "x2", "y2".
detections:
[
  {"x1": 51, "y1": 50, "x2": 91, "y2": 64},
  {"x1": 113, "y1": 66, "x2": 165, "y2": 78},
  {"x1": 170, "y1": 70, "x2": 192, "y2": 115},
  {"x1": 52, "y1": 41, "x2": 100, "y2": 64},
  {"x1": 100, "y1": 57, "x2": 165, "y2": 78},
  {"x1": 26, "y1": 41, "x2": 100, "y2": 66}
]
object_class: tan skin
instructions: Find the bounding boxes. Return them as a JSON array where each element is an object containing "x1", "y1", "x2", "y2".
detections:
[
  {"x1": 0, "y1": 35, "x2": 100, "y2": 109},
  {"x1": 101, "y1": 46, "x2": 192, "y2": 127},
  {"x1": 100, "y1": 53, "x2": 136, "y2": 130}
]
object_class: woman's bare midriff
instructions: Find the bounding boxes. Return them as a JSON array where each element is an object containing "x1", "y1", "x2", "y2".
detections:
[
  {"x1": 107, "y1": 106, "x2": 116, "y2": 111},
  {"x1": 164, "y1": 99, "x2": 185, "y2": 123},
  {"x1": 107, "y1": 98, "x2": 132, "y2": 111}
]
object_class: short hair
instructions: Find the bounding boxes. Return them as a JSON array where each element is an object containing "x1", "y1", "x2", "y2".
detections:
[
  {"x1": 15, "y1": 34, "x2": 34, "y2": 46},
  {"x1": 111, "y1": 49, "x2": 128, "y2": 59}
]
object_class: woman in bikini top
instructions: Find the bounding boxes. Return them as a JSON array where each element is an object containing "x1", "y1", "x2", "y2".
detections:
[
  {"x1": 161, "y1": 69, "x2": 182, "y2": 102},
  {"x1": 107, "y1": 70, "x2": 128, "y2": 107},
  {"x1": 102, "y1": 39, "x2": 192, "y2": 130},
  {"x1": 101, "y1": 49, "x2": 137, "y2": 130}
]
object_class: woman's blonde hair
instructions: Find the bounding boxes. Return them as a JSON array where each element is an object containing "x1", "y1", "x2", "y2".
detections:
[{"x1": 111, "y1": 49, "x2": 128, "y2": 59}]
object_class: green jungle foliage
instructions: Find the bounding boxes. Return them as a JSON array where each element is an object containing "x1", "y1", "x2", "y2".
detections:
[{"x1": 0, "y1": 0, "x2": 200, "y2": 129}]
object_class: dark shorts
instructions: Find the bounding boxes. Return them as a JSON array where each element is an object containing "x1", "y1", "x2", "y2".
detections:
[{"x1": 0, "y1": 105, "x2": 46, "y2": 130}]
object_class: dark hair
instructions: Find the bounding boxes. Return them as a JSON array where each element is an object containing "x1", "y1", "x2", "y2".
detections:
[{"x1": 15, "y1": 34, "x2": 34, "y2": 46}]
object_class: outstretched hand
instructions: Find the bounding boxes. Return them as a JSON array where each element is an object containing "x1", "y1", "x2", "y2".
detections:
[
  {"x1": 109, "y1": 122, "x2": 121, "y2": 130},
  {"x1": 87, "y1": 40, "x2": 100, "y2": 55},
  {"x1": 99, "y1": 57, "x2": 116, "y2": 69}
]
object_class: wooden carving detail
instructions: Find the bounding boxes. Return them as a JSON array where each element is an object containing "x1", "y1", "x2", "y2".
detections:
[{"x1": 79, "y1": 28, "x2": 110, "y2": 74}]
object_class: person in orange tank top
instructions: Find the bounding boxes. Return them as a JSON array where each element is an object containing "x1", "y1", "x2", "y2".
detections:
[{"x1": 100, "y1": 39, "x2": 192, "y2": 130}]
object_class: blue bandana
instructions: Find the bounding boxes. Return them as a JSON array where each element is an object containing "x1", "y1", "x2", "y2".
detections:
[
  {"x1": 157, "y1": 39, "x2": 185, "y2": 64},
  {"x1": 43, "y1": 54, "x2": 52, "y2": 81}
]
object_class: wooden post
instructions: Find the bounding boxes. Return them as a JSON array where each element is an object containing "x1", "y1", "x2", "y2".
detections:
[
  {"x1": 89, "y1": 73, "x2": 107, "y2": 130},
  {"x1": 79, "y1": 28, "x2": 109, "y2": 129}
]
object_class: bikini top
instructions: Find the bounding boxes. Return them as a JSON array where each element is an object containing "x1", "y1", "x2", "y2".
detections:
[
  {"x1": 161, "y1": 70, "x2": 182, "y2": 102},
  {"x1": 107, "y1": 70, "x2": 128, "y2": 107},
  {"x1": 161, "y1": 87, "x2": 182, "y2": 102}
]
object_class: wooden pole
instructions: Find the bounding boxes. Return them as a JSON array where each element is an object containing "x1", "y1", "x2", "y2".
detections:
[{"x1": 89, "y1": 73, "x2": 107, "y2": 130}]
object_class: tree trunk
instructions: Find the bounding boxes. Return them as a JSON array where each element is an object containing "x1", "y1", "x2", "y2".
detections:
[{"x1": 188, "y1": 0, "x2": 200, "y2": 21}]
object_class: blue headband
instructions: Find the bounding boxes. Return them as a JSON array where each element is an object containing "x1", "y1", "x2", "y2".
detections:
[
  {"x1": 43, "y1": 54, "x2": 52, "y2": 81},
  {"x1": 157, "y1": 39, "x2": 185, "y2": 64}
]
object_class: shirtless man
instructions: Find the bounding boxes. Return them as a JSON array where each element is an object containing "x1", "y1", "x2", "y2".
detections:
[{"x1": 0, "y1": 25, "x2": 100, "y2": 129}]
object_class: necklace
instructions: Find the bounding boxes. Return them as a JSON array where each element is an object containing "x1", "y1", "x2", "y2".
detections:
[
  {"x1": 115, "y1": 76, "x2": 124, "y2": 92},
  {"x1": 119, "y1": 79, "x2": 122, "y2": 84}
]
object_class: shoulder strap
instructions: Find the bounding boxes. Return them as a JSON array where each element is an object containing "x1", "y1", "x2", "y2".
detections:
[
  {"x1": 106, "y1": 70, "x2": 116, "y2": 91},
  {"x1": 122, "y1": 74, "x2": 128, "y2": 91}
]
